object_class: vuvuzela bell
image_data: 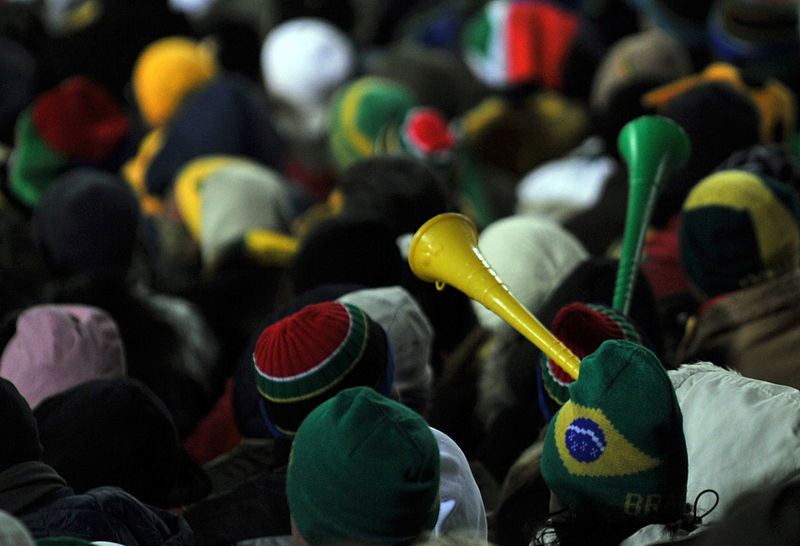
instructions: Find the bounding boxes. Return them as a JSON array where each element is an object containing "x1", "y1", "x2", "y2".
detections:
[{"x1": 408, "y1": 212, "x2": 581, "y2": 380}]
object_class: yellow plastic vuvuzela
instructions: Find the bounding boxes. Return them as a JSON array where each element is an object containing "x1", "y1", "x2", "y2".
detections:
[{"x1": 408, "y1": 212, "x2": 581, "y2": 380}]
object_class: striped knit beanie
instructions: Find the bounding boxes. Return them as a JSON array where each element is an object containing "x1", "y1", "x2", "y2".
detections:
[
  {"x1": 253, "y1": 301, "x2": 394, "y2": 438},
  {"x1": 461, "y1": 0, "x2": 581, "y2": 92},
  {"x1": 7, "y1": 76, "x2": 130, "y2": 211},
  {"x1": 541, "y1": 340, "x2": 687, "y2": 531},
  {"x1": 679, "y1": 170, "x2": 800, "y2": 299},
  {"x1": 539, "y1": 302, "x2": 646, "y2": 420},
  {"x1": 327, "y1": 76, "x2": 417, "y2": 171}
]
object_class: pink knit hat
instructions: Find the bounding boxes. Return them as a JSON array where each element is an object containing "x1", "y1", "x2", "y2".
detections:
[{"x1": 0, "y1": 305, "x2": 126, "y2": 409}]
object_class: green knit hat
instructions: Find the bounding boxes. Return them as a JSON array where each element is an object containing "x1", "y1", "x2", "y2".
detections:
[
  {"x1": 541, "y1": 340, "x2": 687, "y2": 530},
  {"x1": 287, "y1": 386, "x2": 440, "y2": 545},
  {"x1": 327, "y1": 76, "x2": 416, "y2": 171}
]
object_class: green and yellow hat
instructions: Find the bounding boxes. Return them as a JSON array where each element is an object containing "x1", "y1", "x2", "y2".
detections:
[{"x1": 541, "y1": 339, "x2": 687, "y2": 529}]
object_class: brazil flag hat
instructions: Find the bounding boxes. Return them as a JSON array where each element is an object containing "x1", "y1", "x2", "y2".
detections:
[{"x1": 541, "y1": 339, "x2": 687, "y2": 527}]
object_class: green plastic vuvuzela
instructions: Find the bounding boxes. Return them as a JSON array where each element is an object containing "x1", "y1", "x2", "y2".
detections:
[{"x1": 613, "y1": 116, "x2": 691, "y2": 315}]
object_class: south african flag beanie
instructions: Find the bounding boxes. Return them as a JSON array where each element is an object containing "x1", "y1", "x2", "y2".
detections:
[
  {"x1": 327, "y1": 76, "x2": 417, "y2": 172},
  {"x1": 539, "y1": 302, "x2": 647, "y2": 420},
  {"x1": 541, "y1": 339, "x2": 687, "y2": 530},
  {"x1": 7, "y1": 76, "x2": 130, "y2": 211},
  {"x1": 253, "y1": 301, "x2": 394, "y2": 438},
  {"x1": 679, "y1": 170, "x2": 800, "y2": 299}
]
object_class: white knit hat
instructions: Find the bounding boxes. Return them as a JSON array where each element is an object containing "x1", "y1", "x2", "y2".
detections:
[
  {"x1": 472, "y1": 215, "x2": 588, "y2": 336},
  {"x1": 338, "y1": 285, "x2": 434, "y2": 416},
  {"x1": 261, "y1": 17, "x2": 356, "y2": 138}
]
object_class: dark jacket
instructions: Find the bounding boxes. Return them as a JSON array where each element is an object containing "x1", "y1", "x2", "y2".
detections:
[
  {"x1": 1, "y1": 461, "x2": 194, "y2": 545},
  {"x1": 183, "y1": 439, "x2": 292, "y2": 546}
]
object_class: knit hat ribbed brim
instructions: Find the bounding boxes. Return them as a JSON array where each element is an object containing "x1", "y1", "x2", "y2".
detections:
[
  {"x1": 541, "y1": 340, "x2": 687, "y2": 529},
  {"x1": 540, "y1": 302, "x2": 646, "y2": 413},
  {"x1": 287, "y1": 386, "x2": 440, "y2": 544},
  {"x1": 253, "y1": 301, "x2": 393, "y2": 437}
]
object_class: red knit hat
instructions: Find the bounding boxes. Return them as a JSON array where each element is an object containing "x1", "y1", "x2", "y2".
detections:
[
  {"x1": 253, "y1": 301, "x2": 394, "y2": 438},
  {"x1": 539, "y1": 302, "x2": 646, "y2": 418}
]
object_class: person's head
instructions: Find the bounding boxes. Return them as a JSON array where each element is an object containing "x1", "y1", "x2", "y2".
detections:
[
  {"x1": 679, "y1": 169, "x2": 800, "y2": 300},
  {"x1": 538, "y1": 302, "x2": 652, "y2": 422},
  {"x1": 326, "y1": 76, "x2": 417, "y2": 172},
  {"x1": 0, "y1": 377, "x2": 43, "y2": 472},
  {"x1": 286, "y1": 386, "x2": 441, "y2": 545},
  {"x1": 6, "y1": 77, "x2": 130, "y2": 213},
  {"x1": 33, "y1": 377, "x2": 211, "y2": 509},
  {"x1": 253, "y1": 301, "x2": 394, "y2": 438},
  {"x1": 337, "y1": 286, "x2": 434, "y2": 416},
  {"x1": 131, "y1": 36, "x2": 218, "y2": 129},
  {"x1": 0, "y1": 304, "x2": 126, "y2": 410},
  {"x1": 261, "y1": 17, "x2": 356, "y2": 141},
  {"x1": 31, "y1": 168, "x2": 142, "y2": 278},
  {"x1": 169, "y1": 155, "x2": 298, "y2": 272},
  {"x1": 334, "y1": 155, "x2": 453, "y2": 237},
  {"x1": 540, "y1": 340, "x2": 687, "y2": 542},
  {"x1": 471, "y1": 215, "x2": 588, "y2": 341}
]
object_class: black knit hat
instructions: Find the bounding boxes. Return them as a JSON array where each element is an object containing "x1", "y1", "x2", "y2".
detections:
[
  {"x1": 33, "y1": 377, "x2": 211, "y2": 508},
  {"x1": 336, "y1": 155, "x2": 453, "y2": 237},
  {"x1": 289, "y1": 216, "x2": 405, "y2": 296},
  {"x1": 654, "y1": 81, "x2": 762, "y2": 227},
  {"x1": 32, "y1": 168, "x2": 141, "y2": 277},
  {"x1": 0, "y1": 377, "x2": 43, "y2": 471}
]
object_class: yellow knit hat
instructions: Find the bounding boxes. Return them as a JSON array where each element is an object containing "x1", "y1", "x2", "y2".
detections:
[{"x1": 132, "y1": 36, "x2": 218, "y2": 128}]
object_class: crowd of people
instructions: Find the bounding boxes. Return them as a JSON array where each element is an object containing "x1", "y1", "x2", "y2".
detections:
[{"x1": 1, "y1": 0, "x2": 800, "y2": 544}]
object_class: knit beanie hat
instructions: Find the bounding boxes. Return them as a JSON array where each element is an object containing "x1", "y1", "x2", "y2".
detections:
[
  {"x1": 644, "y1": 78, "x2": 764, "y2": 228},
  {"x1": 589, "y1": 28, "x2": 693, "y2": 117},
  {"x1": 461, "y1": 0, "x2": 581, "y2": 92},
  {"x1": 0, "y1": 304, "x2": 126, "y2": 410},
  {"x1": 286, "y1": 386, "x2": 440, "y2": 545},
  {"x1": 539, "y1": 302, "x2": 647, "y2": 418},
  {"x1": 31, "y1": 168, "x2": 141, "y2": 277},
  {"x1": 253, "y1": 301, "x2": 394, "y2": 438},
  {"x1": 637, "y1": 0, "x2": 714, "y2": 51},
  {"x1": 0, "y1": 377, "x2": 43, "y2": 471},
  {"x1": 33, "y1": 377, "x2": 211, "y2": 508},
  {"x1": 335, "y1": 155, "x2": 452, "y2": 237},
  {"x1": 0, "y1": 37, "x2": 36, "y2": 147},
  {"x1": 327, "y1": 76, "x2": 417, "y2": 171},
  {"x1": 173, "y1": 156, "x2": 298, "y2": 270},
  {"x1": 375, "y1": 106, "x2": 457, "y2": 168},
  {"x1": 129, "y1": 74, "x2": 287, "y2": 205},
  {"x1": 679, "y1": 169, "x2": 800, "y2": 299},
  {"x1": 0, "y1": 510, "x2": 34, "y2": 546},
  {"x1": 708, "y1": 0, "x2": 800, "y2": 90},
  {"x1": 261, "y1": 17, "x2": 356, "y2": 140},
  {"x1": 338, "y1": 286, "x2": 434, "y2": 416},
  {"x1": 132, "y1": 36, "x2": 218, "y2": 128},
  {"x1": 288, "y1": 216, "x2": 405, "y2": 296},
  {"x1": 471, "y1": 215, "x2": 588, "y2": 337},
  {"x1": 541, "y1": 340, "x2": 687, "y2": 530},
  {"x1": 7, "y1": 76, "x2": 130, "y2": 210},
  {"x1": 643, "y1": 62, "x2": 798, "y2": 145}
]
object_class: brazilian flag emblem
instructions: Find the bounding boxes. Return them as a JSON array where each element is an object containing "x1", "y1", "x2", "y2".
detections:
[{"x1": 553, "y1": 403, "x2": 661, "y2": 476}]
